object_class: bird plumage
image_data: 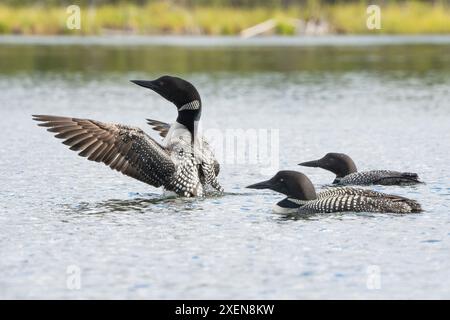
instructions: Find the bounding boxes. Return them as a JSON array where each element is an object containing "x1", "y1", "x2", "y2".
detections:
[
  {"x1": 146, "y1": 118, "x2": 221, "y2": 190},
  {"x1": 289, "y1": 186, "x2": 422, "y2": 214},
  {"x1": 336, "y1": 170, "x2": 421, "y2": 185}
]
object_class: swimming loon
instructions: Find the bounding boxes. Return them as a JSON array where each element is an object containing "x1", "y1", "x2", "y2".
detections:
[
  {"x1": 246, "y1": 171, "x2": 421, "y2": 214},
  {"x1": 299, "y1": 153, "x2": 421, "y2": 186},
  {"x1": 33, "y1": 75, "x2": 223, "y2": 197}
]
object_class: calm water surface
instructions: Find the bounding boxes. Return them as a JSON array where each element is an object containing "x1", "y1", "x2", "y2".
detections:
[{"x1": 1, "y1": 36, "x2": 449, "y2": 299}]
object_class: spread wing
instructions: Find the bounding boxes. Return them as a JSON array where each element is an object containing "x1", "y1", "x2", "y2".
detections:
[
  {"x1": 146, "y1": 118, "x2": 220, "y2": 176},
  {"x1": 33, "y1": 115, "x2": 176, "y2": 187}
]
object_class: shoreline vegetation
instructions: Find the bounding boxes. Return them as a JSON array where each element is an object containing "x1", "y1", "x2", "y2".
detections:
[{"x1": 0, "y1": 1, "x2": 449, "y2": 36}]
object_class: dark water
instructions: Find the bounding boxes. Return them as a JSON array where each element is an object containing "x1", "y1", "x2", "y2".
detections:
[{"x1": 1, "y1": 36, "x2": 449, "y2": 299}]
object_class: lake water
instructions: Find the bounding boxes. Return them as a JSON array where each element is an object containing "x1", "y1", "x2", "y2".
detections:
[{"x1": 1, "y1": 36, "x2": 449, "y2": 299}]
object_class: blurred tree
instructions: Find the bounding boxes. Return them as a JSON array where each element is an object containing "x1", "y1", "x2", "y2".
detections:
[{"x1": 1, "y1": 0, "x2": 449, "y2": 7}]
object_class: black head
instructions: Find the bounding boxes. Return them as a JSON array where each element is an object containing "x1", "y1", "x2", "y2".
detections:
[
  {"x1": 246, "y1": 170, "x2": 317, "y2": 200},
  {"x1": 298, "y1": 152, "x2": 357, "y2": 178},
  {"x1": 131, "y1": 76, "x2": 202, "y2": 140}
]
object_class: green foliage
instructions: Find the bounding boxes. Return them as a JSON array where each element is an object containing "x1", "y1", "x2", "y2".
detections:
[{"x1": 0, "y1": 1, "x2": 449, "y2": 35}]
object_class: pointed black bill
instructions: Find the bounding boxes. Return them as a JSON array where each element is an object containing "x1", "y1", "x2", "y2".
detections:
[
  {"x1": 298, "y1": 160, "x2": 320, "y2": 167},
  {"x1": 246, "y1": 180, "x2": 273, "y2": 190},
  {"x1": 130, "y1": 80, "x2": 158, "y2": 90}
]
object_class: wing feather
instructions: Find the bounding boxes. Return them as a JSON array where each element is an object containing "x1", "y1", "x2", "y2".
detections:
[
  {"x1": 146, "y1": 118, "x2": 171, "y2": 138},
  {"x1": 33, "y1": 115, "x2": 176, "y2": 187}
]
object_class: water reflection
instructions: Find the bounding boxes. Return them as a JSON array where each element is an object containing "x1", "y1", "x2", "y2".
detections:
[
  {"x1": 1, "y1": 42, "x2": 450, "y2": 75},
  {"x1": 62, "y1": 191, "x2": 230, "y2": 215},
  {"x1": 63, "y1": 193, "x2": 188, "y2": 215},
  {"x1": 275, "y1": 211, "x2": 392, "y2": 221}
]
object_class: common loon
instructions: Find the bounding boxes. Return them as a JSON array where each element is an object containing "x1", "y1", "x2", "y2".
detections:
[
  {"x1": 299, "y1": 153, "x2": 422, "y2": 186},
  {"x1": 33, "y1": 75, "x2": 223, "y2": 197},
  {"x1": 247, "y1": 171, "x2": 422, "y2": 214}
]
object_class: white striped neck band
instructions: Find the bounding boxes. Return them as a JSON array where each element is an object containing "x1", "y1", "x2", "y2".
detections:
[{"x1": 179, "y1": 100, "x2": 200, "y2": 111}]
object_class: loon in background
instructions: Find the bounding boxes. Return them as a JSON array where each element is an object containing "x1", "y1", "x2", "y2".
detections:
[
  {"x1": 33, "y1": 75, "x2": 223, "y2": 197},
  {"x1": 299, "y1": 152, "x2": 422, "y2": 186},
  {"x1": 247, "y1": 171, "x2": 422, "y2": 214}
]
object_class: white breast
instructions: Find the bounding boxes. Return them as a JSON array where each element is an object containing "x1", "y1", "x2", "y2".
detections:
[
  {"x1": 163, "y1": 122, "x2": 205, "y2": 162},
  {"x1": 163, "y1": 122, "x2": 191, "y2": 146}
]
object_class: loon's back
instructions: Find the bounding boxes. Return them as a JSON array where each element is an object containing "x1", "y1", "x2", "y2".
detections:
[
  {"x1": 336, "y1": 170, "x2": 421, "y2": 186},
  {"x1": 298, "y1": 187, "x2": 422, "y2": 214},
  {"x1": 299, "y1": 153, "x2": 422, "y2": 186}
]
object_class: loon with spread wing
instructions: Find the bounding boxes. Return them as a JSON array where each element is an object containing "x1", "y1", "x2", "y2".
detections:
[{"x1": 33, "y1": 75, "x2": 223, "y2": 197}]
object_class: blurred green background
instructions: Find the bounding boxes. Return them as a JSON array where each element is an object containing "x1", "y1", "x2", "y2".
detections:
[{"x1": 0, "y1": 0, "x2": 449, "y2": 35}]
